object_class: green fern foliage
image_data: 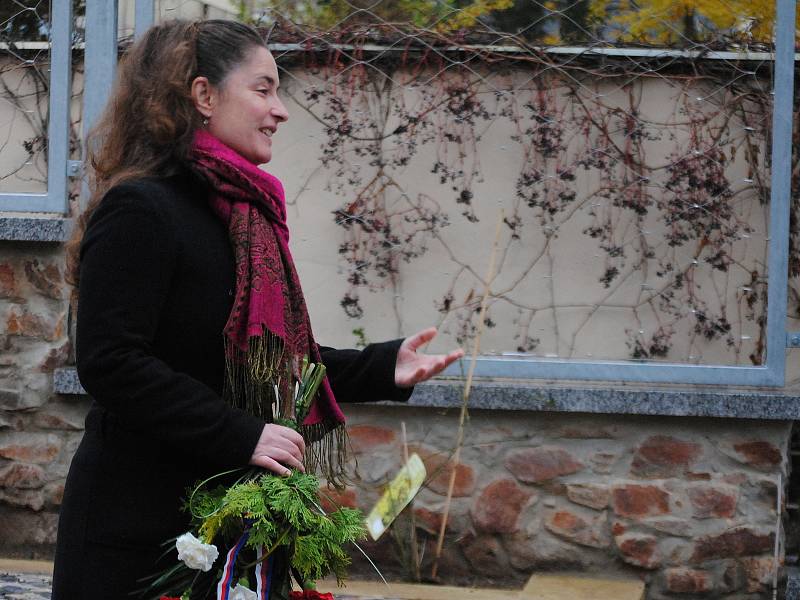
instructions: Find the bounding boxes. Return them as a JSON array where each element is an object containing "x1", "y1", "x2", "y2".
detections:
[{"x1": 188, "y1": 470, "x2": 366, "y2": 585}]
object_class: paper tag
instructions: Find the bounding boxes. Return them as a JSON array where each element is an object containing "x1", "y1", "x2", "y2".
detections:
[{"x1": 365, "y1": 453, "x2": 427, "y2": 541}]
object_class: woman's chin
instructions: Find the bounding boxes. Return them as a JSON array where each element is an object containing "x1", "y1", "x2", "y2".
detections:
[{"x1": 253, "y1": 147, "x2": 272, "y2": 165}]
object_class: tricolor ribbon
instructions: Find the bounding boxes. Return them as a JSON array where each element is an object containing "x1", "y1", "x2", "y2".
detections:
[
  {"x1": 216, "y1": 527, "x2": 251, "y2": 600},
  {"x1": 255, "y1": 546, "x2": 273, "y2": 598},
  {"x1": 216, "y1": 521, "x2": 275, "y2": 600}
]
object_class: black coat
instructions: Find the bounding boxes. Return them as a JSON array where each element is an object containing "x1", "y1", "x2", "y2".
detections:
[{"x1": 52, "y1": 169, "x2": 409, "y2": 599}]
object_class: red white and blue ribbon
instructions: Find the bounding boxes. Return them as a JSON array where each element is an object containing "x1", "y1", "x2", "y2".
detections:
[
  {"x1": 255, "y1": 546, "x2": 273, "y2": 599},
  {"x1": 216, "y1": 528, "x2": 251, "y2": 600}
]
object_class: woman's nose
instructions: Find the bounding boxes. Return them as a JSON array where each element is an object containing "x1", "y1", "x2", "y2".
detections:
[{"x1": 272, "y1": 97, "x2": 289, "y2": 122}]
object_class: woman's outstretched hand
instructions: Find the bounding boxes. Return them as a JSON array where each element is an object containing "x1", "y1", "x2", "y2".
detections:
[
  {"x1": 249, "y1": 424, "x2": 306, "y2": 476},
  {"x1": 395, "y1": 327, "x2": 465, "y2": 388}
]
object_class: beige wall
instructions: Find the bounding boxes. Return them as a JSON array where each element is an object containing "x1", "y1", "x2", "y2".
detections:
[
  {"x1": 117, "y1": 0, "x2": 239, "y2": 38},
  {"x1": 268, "y1": 67, "x2": 777, "y2": 368},
  {"x1": 0, "y1": 55, "x2": 789, "y2": 369}
]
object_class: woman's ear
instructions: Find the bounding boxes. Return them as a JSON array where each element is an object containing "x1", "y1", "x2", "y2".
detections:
[{"x1": 190, "y1": 76, "x2": 215, "y2": 118}]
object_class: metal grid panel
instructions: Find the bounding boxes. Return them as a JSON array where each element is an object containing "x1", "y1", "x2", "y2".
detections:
[
  {"x1": 447, "y1": 0, "x2": 794, "y2": 386},
  {"x1": 27, "y1": 0, "x2": 798, "y2": 386},
  {"x1": 0, "y1": 0, "x2": 72, "y2": 213}
]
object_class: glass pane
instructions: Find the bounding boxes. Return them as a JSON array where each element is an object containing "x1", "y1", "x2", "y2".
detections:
[{"x1": 0, "y1": 0, "x2": 52, "y2": 194}]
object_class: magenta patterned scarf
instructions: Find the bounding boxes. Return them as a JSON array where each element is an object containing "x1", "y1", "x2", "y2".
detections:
[{"x1": 188, "y1": 129, "x2": 346, "y2": 480}]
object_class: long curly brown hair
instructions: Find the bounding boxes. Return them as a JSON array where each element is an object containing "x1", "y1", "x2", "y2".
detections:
[{"x1": 65, "y1": 19, "x2": 266, "y2": 284}]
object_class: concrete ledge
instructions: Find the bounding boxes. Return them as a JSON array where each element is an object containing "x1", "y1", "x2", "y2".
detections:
[
  {"x1": 53, "y1": 368, "x2": 83, "y2": 395},
  {"x1": 0, "y1": 214, "x2": 71, "y2": 242},
  {"x1": 55, "y1": 367, "x2": 800, "y2": 420},
  {"x1": 405, "y1": 379, "x2": 800, "y2": 420}
]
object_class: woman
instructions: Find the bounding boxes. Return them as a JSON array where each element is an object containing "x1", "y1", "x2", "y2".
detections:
[{"x1": 54, "y1": 19, "x2": 462, "y2": 599}]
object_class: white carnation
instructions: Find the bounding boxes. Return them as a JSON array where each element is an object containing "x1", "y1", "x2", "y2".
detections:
[
  {"x1": 230, "y1": 584, "x2": 258, "y2": 600},
  {"x1": 175, "y1": 532, "x2": 219, "y2": 572}
]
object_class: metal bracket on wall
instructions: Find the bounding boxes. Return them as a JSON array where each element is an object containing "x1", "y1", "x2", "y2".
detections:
[
  {"x1": 787, "y1": 332, "x2": 800, "y2": 348},
  {"x1": 67, "y1": 161, "x2": 82, "y2": 178}
]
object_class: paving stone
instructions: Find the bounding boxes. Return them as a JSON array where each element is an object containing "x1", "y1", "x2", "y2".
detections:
[{"x1": 0, "y1": 572, "x2": 53, "y2": 599}]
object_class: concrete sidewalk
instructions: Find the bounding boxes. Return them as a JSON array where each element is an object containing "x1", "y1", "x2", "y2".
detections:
[{"x1": 0, "y1": 559, "x2": 645, "y2": 600}]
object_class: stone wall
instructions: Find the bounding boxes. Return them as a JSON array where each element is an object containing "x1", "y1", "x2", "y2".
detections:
[
  {"x1": 0, "y1": 240, "x2": 796, "y2": 599},
  {"x1": 339, "y1": 404, "x2": 791, "y2": 599},
  {"x1": 0, "y1": 242, "x2": 79, "y2": 556}
]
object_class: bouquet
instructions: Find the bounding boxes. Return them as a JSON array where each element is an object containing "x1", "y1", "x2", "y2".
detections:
[{"x1": 142, "y1": 359, "x2": 366, "y2": 600}]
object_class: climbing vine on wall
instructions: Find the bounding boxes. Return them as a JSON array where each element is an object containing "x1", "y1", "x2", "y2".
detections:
[{"x1": 272, "y1": 23, "x2": 781, "y2": 365}]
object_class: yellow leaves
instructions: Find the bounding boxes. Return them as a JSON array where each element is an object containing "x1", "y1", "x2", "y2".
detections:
[
  {"x1": 437, "y1": 0, "x2": 515, "y2": 31},
  {"x1": 599, "y1": 0, "x2": 799, "y2": 44},
  {"x1": 541, "y1": 33, "x2": 563, "y2": 46}
]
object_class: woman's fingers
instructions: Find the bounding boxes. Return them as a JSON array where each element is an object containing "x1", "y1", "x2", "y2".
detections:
[
  {"x1": 249, "y1": 424, "x2": 306, "y2": 473},
  {"x1": 276, "y1": 425, "x2": 306, "y2": 455},
  {"x1": 444, "y1": 349, "x2": 465, "y2": 366},
  {"x1": 267, "y1": 447, "x2": 306, "y2": 472},
  {"x1": 404, "y1": 327, "x2": 437, "y2": 351},
  {"x1": 252, "y1": 455, "x2": 293, "y2": 477}
]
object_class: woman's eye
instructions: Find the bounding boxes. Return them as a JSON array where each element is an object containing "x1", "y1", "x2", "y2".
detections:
[{"x1": 256, "y1": 88, "x2": 270, "y2": 95}]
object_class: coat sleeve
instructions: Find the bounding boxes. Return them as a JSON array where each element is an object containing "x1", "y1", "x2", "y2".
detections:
[
  {"x1": 318, "y1": 339, "x2": 414, "y2": 403},
  {"x1": 75, "y1": 183, "x2": 264, "y2": 469}
]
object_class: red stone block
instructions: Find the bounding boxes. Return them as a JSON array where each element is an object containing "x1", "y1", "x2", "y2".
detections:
[
  {"x1": 0, "y1": 263, "x2": 17, "y2": 299},
  {"x1": 612, "y1": 484, "x2": 670, "y2": 518},
  {"x1": 40, "y1": 341, "x2": 72, "y2": 372},
  {"x1": 0, "y1": 438, "x2": 61, "y2": 464},
  {"x1": 732, "y1": 441, "x2": 782, "y2": 470},
  {"x1": 544, "y1": 509, "x2": 609, "y2": 548},
  {"x1": 413, "y1": 506, "x2": 443, "y2": 535},
  {"x1": 409, "y1": 445, "x2": 475, "y2": 497},
  {"x1": 471, "y1": 478, "x2": 534, "y2": 534},
  {"x1": 318, "y1": 487, "x2": 357, "y2": 513},
  {"x1": 347, "y1": 424, "x2": 396, "y2": 453},
  {"x1": 34, "y1": 412, "x2": 81, "y2": 431},
  {"x1": 24, "y1": 259, "x2": 63, "y2": 300},
  {"x1": 665, "y1": 568, "x2": 712, "y2": 593},
  {"x1": 0, "y1": 463, "x2": 45, "y2": 489},
  {"x1": 630, "y1": 435, "x2": 701, "y2": 478},
  {"x1": 615, "y1": 533, "x2": 659, "y2": 569},
  {"x1": 505, "y1": 446, "x2": 583, "y2": 483},
  {"x1": 691, "y1": 528, "x2": 773, "y2": 563},
  {"x1": 5, "y1": 309, "x2": 64, "y2": 342},
  {"x1": 687, "y1": 484, "x2": 737, "y2": 519}
]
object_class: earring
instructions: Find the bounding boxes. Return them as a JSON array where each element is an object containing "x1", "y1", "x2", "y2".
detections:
[{"x1": 202, "y1": 117, "x2": 209, "y2": 127}]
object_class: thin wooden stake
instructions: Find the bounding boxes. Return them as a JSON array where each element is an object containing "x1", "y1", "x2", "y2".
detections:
[
  {"x1": 401, "y1": 422, "x2": 421, "y2": 582},
  {"x1": 430, "y1": 209, "x2": 504, "y2": 580}
]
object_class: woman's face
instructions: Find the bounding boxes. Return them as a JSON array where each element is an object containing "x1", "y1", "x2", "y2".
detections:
[{"x1": 200, "y1": 46, "x2": 289, "y2": 165}]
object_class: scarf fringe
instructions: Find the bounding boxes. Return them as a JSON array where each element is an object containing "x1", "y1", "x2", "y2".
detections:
[
  {"x1": 222, "y1": 334, "x2": 348, "y2": 485},
  {"x1": 299, "y1": 422, "x2": 349, "y2": 489},
  {"x1": 223, "y1": 334, "x2": 288, "y2": 421}
]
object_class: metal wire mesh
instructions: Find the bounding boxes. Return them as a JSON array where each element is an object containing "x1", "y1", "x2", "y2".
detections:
[
  {"x1": 1, "y1": 0, "x2": 784, "y2": 368},
  {"x1": 0, "y1": 0, "x2": 82, "y2": 205},
  {"x1": 0, "y1": 0, "x2": 53, "y2": 194},
  {"x1": 223, "y1": 0, "x2": 783, "y2": 367}
]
